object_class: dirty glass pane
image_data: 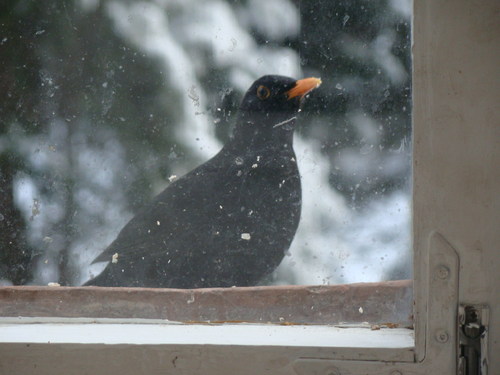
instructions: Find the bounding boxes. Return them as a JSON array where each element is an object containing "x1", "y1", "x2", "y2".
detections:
[{"x1": 0, "y1": 1, "x2": 411, "y2": 288}]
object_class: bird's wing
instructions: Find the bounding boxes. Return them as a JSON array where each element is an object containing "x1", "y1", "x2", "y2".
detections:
[{"x1": 91, "y1": 157, "x2": 228, "y2": 264}]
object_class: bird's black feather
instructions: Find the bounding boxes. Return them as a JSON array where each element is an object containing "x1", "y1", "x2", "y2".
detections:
[{"x1": 84, "y1": 75, "x2": 320, "y2": 288}]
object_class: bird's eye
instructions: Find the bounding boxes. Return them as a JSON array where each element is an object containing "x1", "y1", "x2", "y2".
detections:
[{"x1": 256, "y1": 85, "x2": 271, "y2": 100}]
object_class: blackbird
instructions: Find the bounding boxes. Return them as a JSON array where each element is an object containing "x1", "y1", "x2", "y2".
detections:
[{"x1": 84, "y1": 75, "x2": 321, "y2": 288}]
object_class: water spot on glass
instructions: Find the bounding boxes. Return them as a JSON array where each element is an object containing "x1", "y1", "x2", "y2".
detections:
[
  {"x1": 228, "y1": 37, "x2": 237, "y2": 52},
  {"x1": 342, "y1": 14, "x2": 350, "y2": 27}
]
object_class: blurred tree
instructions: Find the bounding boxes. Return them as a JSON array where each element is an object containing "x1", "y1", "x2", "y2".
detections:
[
  {"x1": 298, "y1": 0, "x2": 411, "y2": 207},
  {"x1": 0, "y1": 0, "x2": 411, "y2": 285},
  {"x1": 0, "y1": 0, "x2": 186, "y2": 284},
  {"x1": 0, "y1": 0, "x2": 43, "y2": 284}
]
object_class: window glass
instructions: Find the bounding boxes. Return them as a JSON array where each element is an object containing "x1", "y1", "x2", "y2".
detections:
[{"x1": 0, "y1": 0, "x2": 411, "y2": 288}]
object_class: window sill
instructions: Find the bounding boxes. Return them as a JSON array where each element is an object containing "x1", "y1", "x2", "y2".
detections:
[
  {"x1": 0, "y1": 280, "x2": 412, "y2": 325},
  {"x1": 0, "y1": 319, "x2": 414, "y2": 360},
  {"x1": 0, "y1": 281, "x2": 414, "y2": 373}
]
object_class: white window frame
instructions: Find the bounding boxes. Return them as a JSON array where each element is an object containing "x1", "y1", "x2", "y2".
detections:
[{"x1": 0, "y1": 0, "x2": 498, "y2": 374}]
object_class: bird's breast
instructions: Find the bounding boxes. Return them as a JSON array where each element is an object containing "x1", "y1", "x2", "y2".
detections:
[{"x1": 219, "y1": 149, "x2": 302, "y2": 233}]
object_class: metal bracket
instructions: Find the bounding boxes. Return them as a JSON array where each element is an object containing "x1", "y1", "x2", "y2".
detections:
[
  {"x1": 292, "y1": 231, "x2": 462, "y2": 374},
  {"x1": 424, "y1": 231, "x2": 460, "y2": 368},
  {"x1": 458, "y1": 304, "x2": 489, "y2": 375}
]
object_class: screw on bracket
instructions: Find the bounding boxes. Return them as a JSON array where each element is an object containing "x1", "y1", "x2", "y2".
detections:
[
  {"x1": 436, "y1": 265, "x2": 450, "y2": 280},
  {"x1": 435, "y1": 329, "x2": 449, "y2": 343}
]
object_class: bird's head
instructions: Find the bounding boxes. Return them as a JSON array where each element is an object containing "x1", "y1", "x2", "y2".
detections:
[{"x1": 233, "y1": 75, "x2": 321, "y2": 144}]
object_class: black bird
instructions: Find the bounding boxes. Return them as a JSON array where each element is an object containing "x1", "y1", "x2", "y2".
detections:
[{"x1": 84, "y1": 75, "x2": 321, "y2": 288}]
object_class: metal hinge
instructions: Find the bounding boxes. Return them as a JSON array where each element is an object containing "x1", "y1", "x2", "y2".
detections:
[{"x1": 457, "y1": 304, "x2": 489, "y2": 375}]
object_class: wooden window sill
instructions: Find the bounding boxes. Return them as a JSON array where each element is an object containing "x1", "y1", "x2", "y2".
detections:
[{"x1": 0, "y1": 280, "x2": 412, "y2": 326}]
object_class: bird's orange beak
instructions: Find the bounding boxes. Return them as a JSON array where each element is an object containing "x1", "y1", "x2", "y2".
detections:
[{"x1": 286, "y1": 77, "x2": 322, "y2": 100}]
